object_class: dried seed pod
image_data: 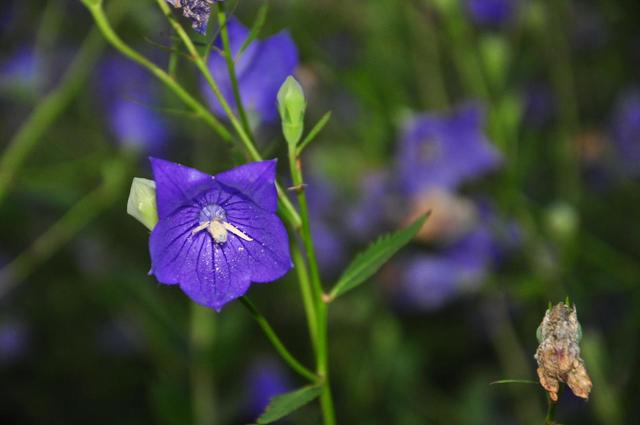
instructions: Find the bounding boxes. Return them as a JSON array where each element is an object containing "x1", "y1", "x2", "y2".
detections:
[{"x1": 534, "y1": 302, "x2": 592, "y2": 401}]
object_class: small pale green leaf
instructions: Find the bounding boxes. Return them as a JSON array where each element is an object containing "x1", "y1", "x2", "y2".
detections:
[
  {"x1": 127, "y1": 178, "x2": 158, "y2": 231},
  {"x1": 236, "y1": 2, "x2": 269, "y2": 59},
  {"x1": 297, "y1": 111, "x2": 332, "y2": 155},
  {"x1": 257, "y1": 385, "x2": 323, "y2": 424},
  {"x1": 489, "y1": 379, "x2": 539, "y2": 386},
  {"x1": 329, "y1": 213, "x2": 429, "y2": 300}
]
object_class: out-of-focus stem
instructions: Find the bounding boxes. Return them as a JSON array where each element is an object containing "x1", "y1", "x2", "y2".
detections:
[
  {"x1": 0, "y1": 28, "x2": 104, "y2": 203},
  {"x1": 190, "y1": 304, "x2": 218, "y2": 425},
  {"x1": 544, "y1": 394, "x2": 557, "y2": 424},
  {"x1": 0, "y1": 160, "x2": 126, "y2": 299}
]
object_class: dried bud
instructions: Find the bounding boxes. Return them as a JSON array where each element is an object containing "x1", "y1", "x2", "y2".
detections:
[
  {"x1": 535, "y1": 302, "x2": 592, "y2": 401},
  {"x1": 277, "y1": 76, "x2": 306, "y2": 146},
  {"x1": 127, "y1": 178, "x2": 158, "y2": 231}
]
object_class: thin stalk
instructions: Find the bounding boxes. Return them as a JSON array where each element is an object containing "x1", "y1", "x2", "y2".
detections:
[
  {"x1": 190, "y1": 304, "x2": 217, "y2": 425},
  {"x1": 152, "y1": 0, "x2": 301, "y2": 230},
  {"x1": 290, "y1": 237, "x2": 318, "y2": 349},
  {"x1": 83, "y1": 1, "x2": 232, "y2": 143},
  {"x1": 0, "y1": 27, "x2": 105, "y2": 203},
  {"x1": 240, "y1": 297, "x2": 318, "y2": 383},
  {"x1": 216, "y1": 1, "x2": 253, "y2": 135},
  {"x1": 287, "y1": 148, "x2": 336, "y2": 425},
  {"x1": 0, "y1": 160, "x2": 126, "y2": 299},
  {"x1": 544, "y1": 394, "x2": 557, "y2": 425}
]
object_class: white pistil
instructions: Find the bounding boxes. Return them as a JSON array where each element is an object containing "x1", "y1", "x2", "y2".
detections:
[{"x1": 192, "y1": 219, "x2": 253, "y2": 243}]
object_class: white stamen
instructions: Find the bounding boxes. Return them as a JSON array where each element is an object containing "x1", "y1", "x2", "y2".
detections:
[
  {"x1": 222, "y1": 222, "x2": 253, "y2": 241},
  {"x1": 192, "y1": 222, "x2": 209, "y2": 235}
]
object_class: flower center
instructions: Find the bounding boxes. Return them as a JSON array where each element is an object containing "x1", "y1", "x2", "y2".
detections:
[{"x1": 192, "y1": 204, "x2": 253, "y2": 244}]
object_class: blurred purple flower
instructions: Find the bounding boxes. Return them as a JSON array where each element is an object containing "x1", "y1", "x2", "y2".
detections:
[
  {"x1": 610, "y1": 89, "x2": 640, "y2": 176},
  {"x1": 466, "y1": 0, "x2": 516, "y2": 27},
  {"x1": 0, "y1": 319, "x2": 29, "y2": 363},
  {"x1": 166, "y1": 0, "x2": 220, "y2": 35},
  {"x1": 0, "y1": 46, "x2": 43, "y2": 94},
  {"x1": 311, "y1": 218, "x2": 347, "y2": 277},
  {"x1": 522, "y1": 83, "x2": 556, "y2": 129},
  {"x1": 397, "y1": 104, "x2": 502, "y2": 195},
  {"x1": 245, "y1": 359, "x2": 291, "y2": 416},
  {"x1": 395, "y1": 226, "x2": 493, "y2": 311},
  {"x1": 148, "y1": 158, "x2": 291, "y2": 311},
  {"x1": 99, "y1": 56, "x2": 169, "y2": 153},
  {"x1": 203, "y1": 18, "x2": 298, "y2": 123}
]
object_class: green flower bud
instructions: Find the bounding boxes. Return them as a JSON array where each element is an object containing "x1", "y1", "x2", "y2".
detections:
[
  {"x1": 277, "y1": 75, "x2": 306, "y2": 146},
  {"x1": 127, "y1": 178, "x2": 158, "y2": 231},
  {"x1": 545, "y1": 201, "x2": 579, "y2": 242}
]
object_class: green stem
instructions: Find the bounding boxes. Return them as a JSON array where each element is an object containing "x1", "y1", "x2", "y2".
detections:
[
  {"x1": 0, "y1": 27, "x2": 104, "y2": 203},
  {"x1": 545, "y1": 394, "x2": 557, "y2": 425},
  {"x1": 216, "y1": 1, "x2": 253, "y2": 135},
  {"x1": 0, "y1": 160, "x2": 126, "y2": 298},
  {"x1": 190, "y1": 304, "x2": 218, "y2": 425},
  {"x1": 240, "y1": 297, "x2": 318, "y2": 383},
  {"x1": 287, "y1": 148, "x2": 336, "y2": 425},
  {"x1": 82, "y1": 0, "x2": 232, "y2": 142},
  {"x1": 153, "y1": 0, "x2": 302, "y2": 230},
  {"x1": 290, "y1": 237, "x2": 318, "y2": 349}
]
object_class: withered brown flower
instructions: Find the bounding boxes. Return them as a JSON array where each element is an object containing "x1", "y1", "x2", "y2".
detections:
[{"x1": 535, "y1": 302, "x2": 592, "y2": 401}]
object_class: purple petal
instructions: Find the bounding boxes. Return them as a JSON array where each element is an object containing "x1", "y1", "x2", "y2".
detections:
[
  {"x1": 149, "y1": 206, "x2": 201, "y2": 285},
  {"x1": 223, "y1": 202, "x2": 292, "y2": 283},
  {"x1": 150, "y1": 158, "x2": 216, "y2": 218},
  {"x1": 238, "y1": 31, "x2": 298, "y2": 122},
  {"x1": 216, "y1": 160, "x2": 278, "y2": 212}
]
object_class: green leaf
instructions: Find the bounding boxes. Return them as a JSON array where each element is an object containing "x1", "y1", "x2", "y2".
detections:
[
  {"x1": 297, "y1": 111, "x2": 332, "y2": 155},
  {"x1": 489, "y1": 379, "x2": 539, "y2": 386},
  {"x1": 236, "y1": 2, "x2": 269, "y2": 60},
  {"x1": 257, "y1": 385, "x2": 323, "y2": 424},
  {"x1": 329, "y1": 213, "x2": 429, "y2": 300}
]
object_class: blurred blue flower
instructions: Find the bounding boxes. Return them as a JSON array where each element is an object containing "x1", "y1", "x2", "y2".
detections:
[
  {"x1": 395, "y1": 225, "x2": 493, "y2": 310},
  {"x1": 0, "y1": 46, "x2": 43, "y2": 96},
  {"x1": 304, "y1": 172, "x2": 348, "y2": 277},
  {"x1": 99, "y1": 56, "x2": 169, "y2": 153},
  {"x1": 148, "y1": 158, "x2": 291, "y2": 311},
  {"x1": 466, "y1": 0, "x2": 516, "y2": 27},
  {"x1": 397, "y1": 104, "x2": 502, "y2": 195},
  {"x1": 611, "y1": 89, "x2": 640, "y2": 176},
  {"x1": 0, "y1": 319, "x2": 29, "y2": 363},
  {"x1": 521, "y1": 82, "x2": 555, "y2": 129},
  {"x1": 203, "y1": 17, "x2": 298, "y2": 124},
  {"x1": 245, "y1": 359, "x2": 291, "y2": 417}
]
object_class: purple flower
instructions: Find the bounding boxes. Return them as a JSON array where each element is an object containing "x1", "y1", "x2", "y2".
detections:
[
  {"x1": 395, "y1": 226, "x2": 493, "y2": 310},
  {"x1": 0, "y1": 319, "x2": 29, "y2": 363},
  {"x1": 610, "y1": 89, "x2": 640, "y2": 176},
  {"x1": 148, "y1": 158, "x2": 292, "y2": 311},
  {"x1": 397, "y1": 104, "x2": 502, "y2": 195},
  {"x1": 166, "y1": 0, "x2": 219, "y2": 35},
  {"x1": 245, "y1": 359, "x2": 291, "y2": 416},
  {"x1": 204, "y1": 17, "x2": 298, "y2": 123},
  {"x1": 466, "y1": 0, "x2": 516, "y2": 27},
  {"x1": 0, "y1": 46, "x2": 43, "y2": 94},
  {"x1": 99, "y1": 56, "x2": 169, "y2": 152}
]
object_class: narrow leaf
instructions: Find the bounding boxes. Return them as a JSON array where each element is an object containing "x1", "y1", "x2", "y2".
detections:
[
  {"x1": 489, "y1": 379, "x2": 539, "y2": 386},
  {"x1": 236, "y1": 3, "x2": 269, "y2": 60},
  {"x1": 329, "y1": 213, "x2": 429, "y2": 300},
  {"x1": 257, "y1": 385, "x2": 323, "y2": 424},
  {"x1": 297, "y1": 111, "x2": 332, "y2": 155}
]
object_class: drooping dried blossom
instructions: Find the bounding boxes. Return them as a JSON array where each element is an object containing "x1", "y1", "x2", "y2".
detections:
[
  {"x1": 535, "y1": 302, "x2": 592, "y2": 401},
  {"x1": 166, "y1": 0, "x2": 217, "y2": 35}
]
